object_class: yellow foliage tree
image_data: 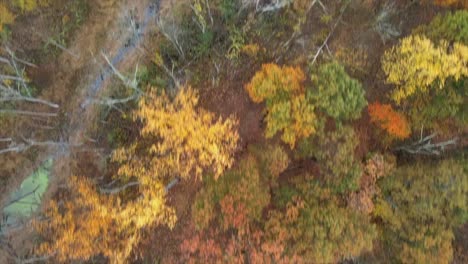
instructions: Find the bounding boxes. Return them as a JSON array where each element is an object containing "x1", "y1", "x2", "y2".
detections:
[
  {"x1": 245, "y1": 63, "x2": 317, "y2": 148},
  {"x1": 0, "y1": 4, "x2": 15, "y2": 33},
  {"x1": 382, "y1": 35, "x2": 468, "y2": 103},
  {"x1": 13, "y1": 0, "x2": 50, "y2": 12},
  {"x1": 114, "y1": 86, "x2": 239, "y2": 181},
  {"x1": 35, "y1": 87, "x2": 239, "y2": 263},
  {"x1": 35, "y1": 177, "x2": 176, "y2": 263}
]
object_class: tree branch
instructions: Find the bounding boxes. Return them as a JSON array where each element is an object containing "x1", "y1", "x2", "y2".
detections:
[
  {"x1": 309, "y1": 1, "x2": 350, "y2": 66},
  {"x1": 100, "y1": 181, "x2": 140, "y2": 194},
  {"x1": 1, "y1": 185, "x2": 40, "y2": 210},
  {"x1": 395, "y1": 133, "x2": 458, "y2": 155},
  {"x1": 0, "y1": 109, "x2": 57, "y2": 117}
]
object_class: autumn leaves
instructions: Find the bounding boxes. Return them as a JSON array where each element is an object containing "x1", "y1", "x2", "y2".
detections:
[
  {"x1": 35, "y1": 87, "x2": 240, "y2": 263},
  {"x1": 247, "y1": 38, "x2": 467, "y2": 145},
  {"x1": 382, "y1": 35, "x2": 468, "y2": 103},
  {"x1": 245, "y1": 62, "x2": 368, "y2": 148},
  {"x1": 33, "y1": 8, "x2": 468, "y2": 262},
  {"x1": 245, "y1": 64, "x2": 317, "y2": 148},
  {"x1": 244, "y1": 15, "x2": 468, "y2": 146}
]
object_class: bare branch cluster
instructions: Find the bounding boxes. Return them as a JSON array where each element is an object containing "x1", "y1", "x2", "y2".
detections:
[
  {"x1": 395, "y1": 132, "x2": 458, "y2": 155},
  {"x1": 0, "y1": 46, "x2": 59, "y2": 117}
]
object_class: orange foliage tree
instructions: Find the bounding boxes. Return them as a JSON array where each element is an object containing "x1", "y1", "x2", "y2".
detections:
[
  {"x1": 180, "y1": 226, "x2": 303, "y2": 264},
  {"x1": 183, "y1": 144, "x2": 297, "y2": 263},
  {"x1": 245, "y1": 63, "x2": 317, "y2": 148},
  {"x1": 192, "y1": 144, "x2": 289, "y2": 232},
  {"x1": 368, "y1": 102, "x2": 411, "y2": 140},
  {"x1": 434, "y1": 0, "x2": 468, "y2": 8}
]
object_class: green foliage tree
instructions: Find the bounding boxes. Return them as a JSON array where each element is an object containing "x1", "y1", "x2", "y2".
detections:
[
  {"x1": 375, "y1": 158, "x2": 468, "y2": 264},
  {"x1": 413, "y1": 10, "x2": 468, "y2": 44},
  {"x1": 310, "y1": 61, "x2": 367, "y2": 122},
  {"x1": 266, "y1": 179, "x2": 376, "y2": 263},
  {"x1": 382, "y1": 35, "x2": 468, "y2": 103},
  {"x1": 246, "y1": 63, "x2": 317, "y2": 148},
  {"x1": 408, "y1": 78, "x2": 467, "y2": 130},
  {"x1": 298, "y1": 125, "x2": 363, "y2": 193}
]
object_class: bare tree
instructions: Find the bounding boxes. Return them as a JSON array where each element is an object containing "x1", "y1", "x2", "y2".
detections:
[
  {"x1": 33, "y1": 31, "x2": 80, "y2": 59},
  {"x1": 395, "y1": 130, "x2": 458, "y2": 155},
  {"x1": 156, "y1": 16, "x2": 185, "y2": 59},
  {"x1": 309, "y1": 1, "x2": 350, "y2": 66},
  {"x1": 83, "y1": 52, "x2": 143, "y2": 111},
  {"x1": 0, "y1": 46, "x2": 59, "y2": 117},
  {"x1": 258, "y1": 0, "x2": 293, "y2": 12},
  {"x1": 99, "y1": 177, "x2": 180, "y2": 195},
  {"x1": 372, "y1": 2, "x2": 401, "y2": 44},
  {"x1": 0, "y1": 136, "x2": 79, "y2": 155}
]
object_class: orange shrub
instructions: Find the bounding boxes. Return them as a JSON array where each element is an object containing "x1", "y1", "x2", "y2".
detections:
[{"x1": 368, "y1": 102, "x2": 411, "y2": 140}]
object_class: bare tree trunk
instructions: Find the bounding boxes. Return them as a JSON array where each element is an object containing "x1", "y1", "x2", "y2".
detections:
[
  {"x1": 165, "y1": 177, "x2": 180, "y2": 192},
  {"x1": 1, "y1": 46, "x2": 60, "y2": 115},
  {"x1": 156, "y1": 18, "x2": 185, "y2": 59},
  {"x1": 100, "y1": 181, "x2": 140, "y2": 194},
  {"x1": 33, "y1": 32, "x2": 79, "y2": 59},
  {"x1": 309, "y1": 1, "x2": 350, "y2": 66},
  {"x1": 259, "y1": 0, "x2": 293, "y2": 12},
  {"x1": 99, "y1": 177, "x2": 180, "y2": 195},
  {"x1": 0, "y1": 110, "x2": 57, "y2": 118},
  {"x1": 0, "y1": 95, "x2": 59, "y2": 108},
  {"x1": 395, "y1": 133, "x2": 458, "y2": 155},
  {"x1": 0, "y1": 138, "x2": 79, "y2": 155}
]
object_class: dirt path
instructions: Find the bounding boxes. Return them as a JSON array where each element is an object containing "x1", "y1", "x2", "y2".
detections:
[
  {"x1": 44, "y1": 0, "x2": 158, "y2": 196},
  {"x1": 1, "y1": 0, "x2": 161, "y2": 258}
]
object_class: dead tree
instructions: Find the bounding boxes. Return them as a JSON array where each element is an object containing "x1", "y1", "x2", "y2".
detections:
[
  {"x1": 156, "y1": 15, "x2": 185, "y2": 59},
  {"x1": 309, "y1": 1, "x2": 350, "y2": 66},
  {"x1": 84, "y1": 52, "x2": 143, "y2": 111},
  {"x1": 395, "y1": 133, "x2": 458, "y2": 155},
  {"x1": 33, "y1": 31, "x2": 80, "y2": 59},
  {"x1": 0, "y1": 136, "x2": 80, "y2": 155},
  {"x1": 0, "y1": 46, "x2": 59, "y2": 117},
  {"x1": 258, "y1": 0, "x2": 293, "y2": 12},
  {"x1": 99, "y1": 177, "x2": 180, "y2": 195},
  {"x1": 280, "y1": 0, "x2": 327, "y2": 52},
  {"x1": 372, "y1": 2, "x2": 401, "y2": 44}
]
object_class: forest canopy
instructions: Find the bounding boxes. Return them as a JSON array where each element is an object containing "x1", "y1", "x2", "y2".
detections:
[{"x1": 0, "y1": 1, "x2": 466, "y2": 264}]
